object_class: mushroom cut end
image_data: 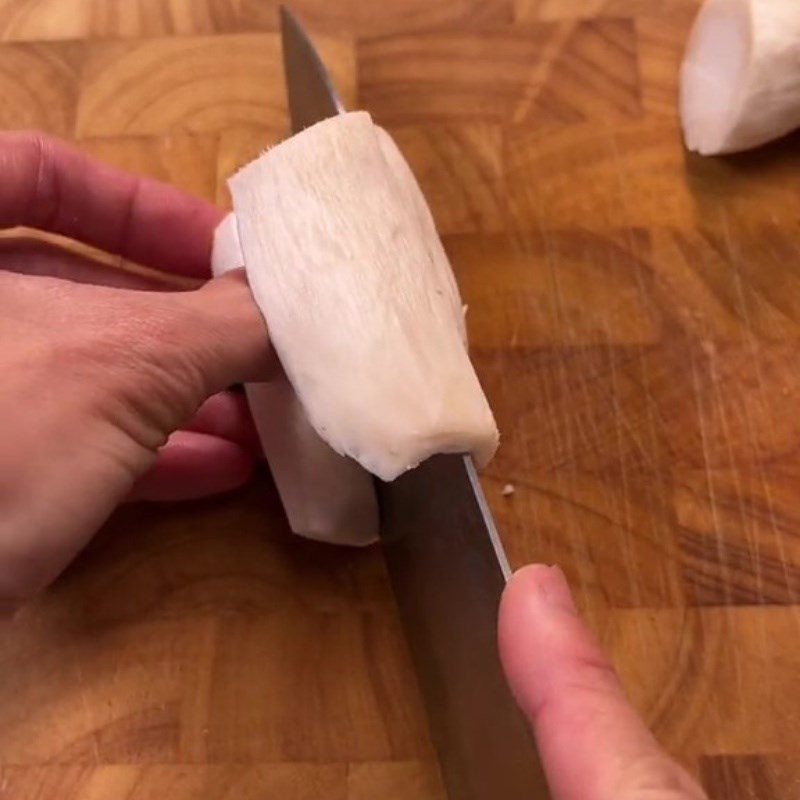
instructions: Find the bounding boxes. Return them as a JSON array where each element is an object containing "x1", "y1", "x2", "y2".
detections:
[{"x1": 680, "y1": 0, "x2": 751, "y2": 155}]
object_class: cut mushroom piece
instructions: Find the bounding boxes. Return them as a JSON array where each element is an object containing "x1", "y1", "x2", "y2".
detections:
[
  {"x1": 228, "y1": 111, "x2": 498, "y2": 482},
  {"x1": 680, "y1": 0, "x2": 800, "y2": 155},
  {"x1": 236, "y1": 381, "x2": 379, "y2": 546},
  {"x1": 211, "y1": 213, "x2": 379, "y2": 546}
]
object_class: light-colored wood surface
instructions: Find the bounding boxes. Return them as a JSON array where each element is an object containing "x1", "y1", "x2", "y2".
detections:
[{"x1": 1, "y1": 1, "x2": 799, "y2": 798}]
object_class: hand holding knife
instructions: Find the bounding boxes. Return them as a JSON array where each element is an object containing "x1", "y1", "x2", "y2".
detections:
[{"x1": 279, "y1": 9, "x2": 707, "y2": 800}]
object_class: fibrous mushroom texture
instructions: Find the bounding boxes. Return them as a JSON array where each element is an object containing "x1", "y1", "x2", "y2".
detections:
[
  {"x1": 227, "y1": 111, "x2": 498, "y2": 482},
  {"x1": 211, "y1": 213, "x2": 379, "y2": 547},
  {"x1": 681, "y1": 0, "x2": 800, "y2": 155}
]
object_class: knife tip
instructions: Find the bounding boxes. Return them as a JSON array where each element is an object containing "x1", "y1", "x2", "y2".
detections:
[{"x1": 279, "y1": 4, "x2": 296, "y2": 26}]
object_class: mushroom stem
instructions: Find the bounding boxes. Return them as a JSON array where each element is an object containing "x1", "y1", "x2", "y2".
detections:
[{"x1": 681, "y1": 0, "x2": 800, "y2": 155}]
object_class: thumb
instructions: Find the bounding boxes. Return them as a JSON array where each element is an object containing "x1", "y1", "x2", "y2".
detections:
[
  {"x1": 48, "y1": 268, "x2": 274, "y2": 457},
  {"x1": 499, "y1": 565, "x2": 707, "y2": 800},
  {"x1": 167, "y1": 270, "x2": 273, "y2": 391}
]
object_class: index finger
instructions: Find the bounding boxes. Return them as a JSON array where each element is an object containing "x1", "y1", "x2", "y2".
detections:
[
  {"x1": 498, "y1": 565, "x2": 707, "y2": 800},
  {"x1": 0, "y1": 131, "x2": 223, "y2": 278}
]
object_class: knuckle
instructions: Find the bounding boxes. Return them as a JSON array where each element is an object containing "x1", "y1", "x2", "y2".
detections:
[
  {"x1": 12, "y1": 131, "x2": 61, "y2": 230},
  {"x1": 29, "y1": 287, "x2": 209, "y2": 453},
  {"x1": 0, "y1": 131, "x2": 62, "y2": 231},
  {"x1": 94, "y1": 299, "x2": 209, "y2": 443},
  {"x1": 557, "y1": 637, "x2": 625, "y2": 697}
]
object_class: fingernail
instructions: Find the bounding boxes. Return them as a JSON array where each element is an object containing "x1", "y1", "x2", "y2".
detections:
[{"x1": 520, "y1": 564, "x2": 578, "y2": 615}]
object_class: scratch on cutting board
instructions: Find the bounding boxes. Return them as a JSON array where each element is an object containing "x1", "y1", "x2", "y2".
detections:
[
  {"x1": 73, "y1": 659, "x2": 101, "y2": 764},
  {"x1": 606, "y1": 334, "x2": 644, "y2": 610},
  {"x1": 721, "y1": 212, "x2": 799, "y2": 609}
]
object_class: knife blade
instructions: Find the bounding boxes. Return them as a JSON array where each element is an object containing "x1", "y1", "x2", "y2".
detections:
[
  {"x1": 279, "y1": 9, "x2": 549, "y2": 798},
  {"x1": 378, "y1": 455, "x2": 550, "y2": 799},
  {"x1": 280, "y1": 6, "x2": 344, "y2": 135}
]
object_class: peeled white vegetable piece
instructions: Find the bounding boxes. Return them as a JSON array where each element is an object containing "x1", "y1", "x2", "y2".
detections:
[
  {"x1": 680, "y1": 0, "x2": 800, "y2": 155},
  {"x1": 211, "y1": 213, "x2": 379, "y2": 546},
  {"x1": 228, "y1": 111, "x2": 498, "y2": 482}
]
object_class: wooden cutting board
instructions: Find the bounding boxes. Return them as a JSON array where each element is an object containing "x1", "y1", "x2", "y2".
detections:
[{"x1": 1, "y1": 1, "x2": 799, "y2": 798}]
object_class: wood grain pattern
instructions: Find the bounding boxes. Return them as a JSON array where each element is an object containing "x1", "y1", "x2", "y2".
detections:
[
  {"x1": 74, "y1": 33, "x2": 355, "y2": 138},
  {"x1": 0, "y1": 0, "x2": 512, "y2": 41},
  {"x1": 0, "y1": 0, "x2": 798, "y2": 797},
  {"x1": 700, "y1": 756, "x2": 800, "y2": 800},
  {"x1": 359, "y1": 20, "x2": 639, "y2": 126},
  {"x1": 516, "y1": 0, "x2": 701, "y2": 20},
  {"x1": 390, "y1": 124, "x2": 506, "y2": 234},
  {"x1": 0, "y1": 42, "x2": 80, "y2": 134},
  {"x1": 0, "y1": 764, "x2": 348, "y2": 799},
  {"x1": 0, "y1": 0, "x2": 346, "y2": 39}
]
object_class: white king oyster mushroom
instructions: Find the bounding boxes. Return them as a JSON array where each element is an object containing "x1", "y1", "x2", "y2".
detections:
[
  {"x1": 225, "y1": 111, "x2": 498, "y2": 486},
  {"x1": 681, "y1": 0, "x2": 800, "y2": 155},
  {"x1": 211, "y1": 212, "x2": 379, "y2": 547}
]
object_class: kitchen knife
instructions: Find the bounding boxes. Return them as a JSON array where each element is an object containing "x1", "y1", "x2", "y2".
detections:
[
  {"x1": 280, "y1": 5, "x2": 344, "y2": 134},
  {"x1": 279, "y1": 8, "x2": 550, "y2": 799}
]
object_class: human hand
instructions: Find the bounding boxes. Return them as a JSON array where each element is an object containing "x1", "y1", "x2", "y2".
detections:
[
  {"x1": 0, "y1": 132, "x2": 271, "y2": 607},
  {"x1": 499, "y1": 565, "x2": 708, "y2": 800}
]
